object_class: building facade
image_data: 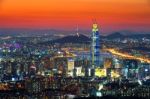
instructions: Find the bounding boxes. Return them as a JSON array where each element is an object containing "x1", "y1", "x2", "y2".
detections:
[{"x1": 91, "y1": 23, "x2": 100, "y2": 68}]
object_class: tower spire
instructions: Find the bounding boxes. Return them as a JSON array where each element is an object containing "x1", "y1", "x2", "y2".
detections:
[{"x1": 76, "y1": 25, "x2": 79, "y2": 37}]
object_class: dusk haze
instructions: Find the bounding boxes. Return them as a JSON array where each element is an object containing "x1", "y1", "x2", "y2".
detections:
[{"x1": 0, "y1": 0, "x2": 150, "y2": 34}]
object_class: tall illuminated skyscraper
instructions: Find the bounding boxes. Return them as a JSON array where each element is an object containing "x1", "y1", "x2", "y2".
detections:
[{"x1": 91, "y1": 23, "x2": 100, "y2": 68}]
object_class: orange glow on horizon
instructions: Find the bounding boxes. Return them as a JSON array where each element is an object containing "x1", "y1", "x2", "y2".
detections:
[{"x1": 0, "y1": 0, "x2": 150, "y2": 33}]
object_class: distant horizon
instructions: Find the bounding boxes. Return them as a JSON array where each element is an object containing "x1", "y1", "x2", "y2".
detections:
[
  {"x1": 0, "y1": 28, "x2": 150, "y2": 37},
  {"x1": 0, "y1": 23, "x2": 150, "y2": 35}
]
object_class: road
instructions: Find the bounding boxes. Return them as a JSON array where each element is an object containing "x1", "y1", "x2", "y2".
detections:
[{"x1": 106, "y1": 48, "x2": 150, "y2": 63}]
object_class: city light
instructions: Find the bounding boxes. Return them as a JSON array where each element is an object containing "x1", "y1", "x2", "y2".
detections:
[
  {"x1": 106, "y1": 49, "x2": 150, "y2": 63},
  {"x1": 0, "y1": 17, "x2": 150, "y2": 99},
  {"x1": 95, "y1": 68, "x2": 106, "y2": 77}
]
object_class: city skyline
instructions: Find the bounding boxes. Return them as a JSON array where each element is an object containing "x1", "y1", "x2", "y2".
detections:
[
  {"x1": 1, "y1": 0, "x2": 150, "y2": 98},
  {"x1": 0, "y1": 0, "x2": 150, "y2": 34}
]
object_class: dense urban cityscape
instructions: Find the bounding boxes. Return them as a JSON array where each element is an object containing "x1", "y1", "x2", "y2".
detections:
[
  {"x1": 1, "y1": 0, "x2": 150, "y2": 99},
  {"x1": 0, "y1": 23, "x2": 150, "y2": 99}
]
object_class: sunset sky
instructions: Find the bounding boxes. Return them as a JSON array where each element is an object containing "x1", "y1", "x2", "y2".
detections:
[{"x1": 0, "y1": 0, "x2": 150, "y2": 34}]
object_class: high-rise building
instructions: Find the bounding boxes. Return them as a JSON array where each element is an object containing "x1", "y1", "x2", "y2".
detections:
[
  {"x1": 91, "y1": 23, "x2": 100, "y2": 68},
  {"x1": 54, "y1": 57, "x2": 75, "y2": 77}
]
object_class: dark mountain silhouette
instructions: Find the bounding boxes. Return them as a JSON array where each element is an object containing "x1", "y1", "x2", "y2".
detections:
[
  {"x1": 106, "y1": 32, "x2": 125, "y2": 39},
  {"x1": 0, "y1": 28, "x2": 150, "y2": 40},
  {"x1": 105, "y1": 32, "x2": 150, "y2": 39},
  {"x1": 43, "y1": 32, "x2": 150, "y2": 44},
  {"x1": 51, "y1": 34, "x2": 91, "y2": 44},
  {"x1": 125, "y1": 34, "x2": 150, "y2": 39}
]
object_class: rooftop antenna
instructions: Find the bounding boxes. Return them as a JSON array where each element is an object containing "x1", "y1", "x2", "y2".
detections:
[{"x1": 76, "y1": 25, "x2": 79, "y2": 37}]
